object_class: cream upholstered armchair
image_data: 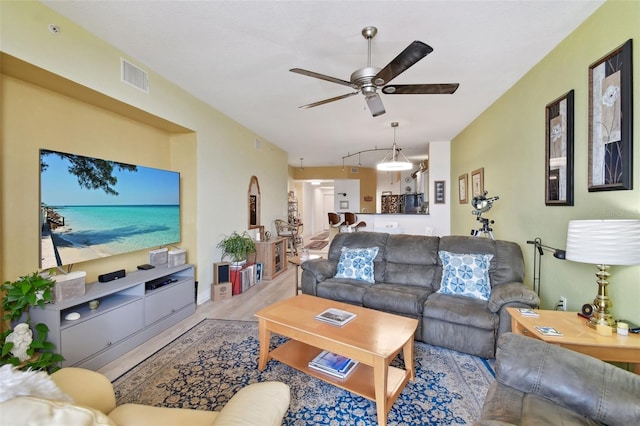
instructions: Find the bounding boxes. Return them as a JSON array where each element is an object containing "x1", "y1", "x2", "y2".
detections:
[{"x1": 1, "y1": 366, "x2": 290, "y2": 426}]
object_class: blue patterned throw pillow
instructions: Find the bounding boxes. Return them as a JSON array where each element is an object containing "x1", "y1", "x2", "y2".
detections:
[
  {"x1": 437, "y1": 251, "x2": 493, "y2": 300},
  {"x1": 334, "y1": 246, "x2": 379, "y2": 283}
]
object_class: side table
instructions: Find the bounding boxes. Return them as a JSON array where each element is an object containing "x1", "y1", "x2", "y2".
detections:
[
  {"x1": 507, "y1": 307, "x2": 640, "y2": 374},
  {"x1": 288, "y1": 254, "x2": 321, "y2": 295}
]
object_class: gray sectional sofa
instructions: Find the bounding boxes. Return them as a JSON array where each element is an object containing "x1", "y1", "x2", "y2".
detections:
[{"x1": 300, "y1": 231, "x2": 540, "y2": 358}]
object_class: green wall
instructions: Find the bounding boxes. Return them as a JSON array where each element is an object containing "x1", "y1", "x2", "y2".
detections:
[{"x1": 452, "y1": 0, "x2": 640, "y2": 323}]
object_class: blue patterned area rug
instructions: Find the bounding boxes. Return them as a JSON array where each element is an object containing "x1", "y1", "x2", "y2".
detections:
[{"x1": 113, "y1": 319, "x2": 494, "y2": 425}]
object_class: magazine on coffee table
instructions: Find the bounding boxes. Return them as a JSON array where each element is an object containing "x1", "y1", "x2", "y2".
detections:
[
  {"x1": 315, "y1": 308, "x2": 356, "y2": 326},
  {"x1": 516, "y1": 308, "x2": 539, "y2": 317},
  {"x1": 534, "y1": 326, "x2": 563, "y2": 336},
  {"x1": 308, "y1": 350, "x2": 359, "y2": 379}
]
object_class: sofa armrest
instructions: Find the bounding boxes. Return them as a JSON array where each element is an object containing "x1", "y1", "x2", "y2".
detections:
[
  {"x1": 51, "y1": 367, "x2": 116, "y2": 415},
  {"x1": 300, "y1": 258, "x2": 336, "y2": 282},
  {"x1": 212, "y1": 382, "x2": 290, "y2": 426},
  {"x1": 495, "y1": 333, "x2": 640, "y2": 426},
  {"x1": 300, "y1": 258, "x2": 337, "y2": 295},
  {"x1": 488, "y1": 282, "x2": 539, "y2": 313}
]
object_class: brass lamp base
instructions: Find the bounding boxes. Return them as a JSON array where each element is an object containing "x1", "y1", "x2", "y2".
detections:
[{"x1": 586, "y1": 264, "x2": 616, "y2": 329}]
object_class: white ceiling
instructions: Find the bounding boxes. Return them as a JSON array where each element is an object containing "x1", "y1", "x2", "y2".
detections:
[{"x1": 42, "y1": 0, "x2": 604, "y2": 168}]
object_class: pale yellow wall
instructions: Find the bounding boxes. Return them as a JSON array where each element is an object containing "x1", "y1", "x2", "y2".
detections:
[
  {"x1": 0, "y1": 1, "x2": 289, "y2": 298},
  {"x1": 1, "y1": 72, "x2": 196, "y2": 283},
  {"x1": 451, "y1": 0, "x2": 640, "y2": 323},
  {"x1": 291, "y1": 165, "x2": 377, "y2": 213}
]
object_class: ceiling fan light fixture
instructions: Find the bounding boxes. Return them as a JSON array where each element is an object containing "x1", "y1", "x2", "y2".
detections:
[{"x1": 377, "y1": 122, "x2": 413, "y2": 171}]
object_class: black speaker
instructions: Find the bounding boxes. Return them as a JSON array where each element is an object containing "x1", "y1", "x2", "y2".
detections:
[
  {"x1": 98, "y1": 269, "x2": 126, "y2": 283},
  {"x1": 213, "y1": 262, "x2": 230, "y2": 284}
]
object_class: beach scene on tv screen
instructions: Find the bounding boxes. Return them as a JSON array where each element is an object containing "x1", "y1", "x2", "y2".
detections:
[{"x1": 40, "y1": 150, "x2": 180, "y2": 269}]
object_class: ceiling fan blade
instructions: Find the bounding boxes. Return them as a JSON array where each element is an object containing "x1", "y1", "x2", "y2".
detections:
[
  {"x1": 290, "y1": 68, "x2": 354, "y2": 88},
  {"x1": 382, "y1": 83, "x2": 460, "y2": 95},
  {"x1": 299, "y1": 91, "x2": 359, "y2": 109},
  {"x1": 374, "y1": 41, "x2": 434, "y2": 86},
  {"x1": 365, "y1": 93, "x2": 385, "y2": 117}
]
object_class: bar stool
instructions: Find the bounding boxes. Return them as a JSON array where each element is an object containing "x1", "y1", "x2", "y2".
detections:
[{"x1": 344, "y1": 212, "x2": 366, "y2": 232}]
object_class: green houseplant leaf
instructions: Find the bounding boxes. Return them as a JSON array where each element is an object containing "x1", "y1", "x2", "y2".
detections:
[
  {"x1": 1, "y1": 272, "x2": 64, "y2": 372},
  {"x1": 217, "y1": 231, "x2": 256, "y2": 263}
]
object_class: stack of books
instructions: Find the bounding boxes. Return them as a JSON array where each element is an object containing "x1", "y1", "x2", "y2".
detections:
[{"x1": 308, "y1": 350, "x2": 358, "y2": 379}]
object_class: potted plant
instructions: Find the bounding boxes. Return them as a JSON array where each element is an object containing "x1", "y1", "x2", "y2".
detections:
[
  {"x1": 217, "y1": 231, "x2": 256, "y2": 267},
  {"x1": 1, "y1": 271, "x2": 65, "y2": 372}
]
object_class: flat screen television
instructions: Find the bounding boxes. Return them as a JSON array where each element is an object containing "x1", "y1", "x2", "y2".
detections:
[{"x1": 39, "y1": 149, "x2": 180, "y2": 269}]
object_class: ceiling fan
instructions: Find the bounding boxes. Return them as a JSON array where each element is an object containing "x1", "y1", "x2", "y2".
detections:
[{"x1": 290, "y1": 26, "x2": 459, "y2": 117}]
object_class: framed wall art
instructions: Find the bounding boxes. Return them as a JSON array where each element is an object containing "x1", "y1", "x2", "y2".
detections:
[
  {"x1": 339, "y1": 200, "x2": 349, "y2": 209},
  {"x1": 588, "y1": 39, "x2": 633, "y2": 191},
  {"x1": 471, "y1": 167, "x2": 484, "y2": 197},
  {"x1": 434, "y1": 180, "x2": 446, "y2": 204},
  {"x1": 545, "y1": 90, "x2": 574, "y2": 205},
  {"x1": 458, "y1": 174, "x2": 468, "y2": 204}
]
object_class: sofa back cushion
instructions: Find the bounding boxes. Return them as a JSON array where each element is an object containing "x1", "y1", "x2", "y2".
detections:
[
  {"x1": 438, "y1": 236, "x2": 524, "y2": 287},
  {"x1": 384, "y1": 234, "x2": 440, "y2": 290},
  {"x1": 329, "y1": 232, "x2": 389, "y2": 282}
]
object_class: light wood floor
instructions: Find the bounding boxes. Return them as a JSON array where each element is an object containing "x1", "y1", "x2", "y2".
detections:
[{"x1": 99, "y1": 242, "x2": 328, "y2": 381}]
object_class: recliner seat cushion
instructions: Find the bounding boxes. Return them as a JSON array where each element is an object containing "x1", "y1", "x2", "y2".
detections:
[
  {"x1": 363, "y1": 283, "x2": 432, "y2": 316},
  {"x1": 423, "y1": 293, "x2": 497, "y2": 330},
  {"x1": 316, "y1": 278, "x2": 370, "y2": 305}
]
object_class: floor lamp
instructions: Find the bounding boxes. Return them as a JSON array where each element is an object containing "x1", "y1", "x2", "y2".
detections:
[
  {"x1": 526, "y1": 238, "x2": 566, "y2": 297},
  {"x1": 565, "y1": 219, "x2": 640, "y2": 328}
]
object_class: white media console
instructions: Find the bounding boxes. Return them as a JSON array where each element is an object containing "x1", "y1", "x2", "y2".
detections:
[{"x1": 29, "y1": 264, "x2": 195, "y2": 370}]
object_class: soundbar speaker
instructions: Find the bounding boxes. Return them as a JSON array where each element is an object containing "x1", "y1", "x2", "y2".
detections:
[{"x1": 98, "y1": 269, "x2": 126, "y2": 283}]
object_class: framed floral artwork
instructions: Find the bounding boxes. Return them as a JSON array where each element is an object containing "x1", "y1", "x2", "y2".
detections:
[
  {"x1": 545, "y1": 90, "x2": 574, "y2": 205},
  {"x1": 471, "y1": 167, "x2": 484, "y2": 198},
  {"x1": 458, "y1": 174, "x2": 468, "y2": 204},
  {"x1": 588, "y1": 39, "x2": 633, "y2": 191}
]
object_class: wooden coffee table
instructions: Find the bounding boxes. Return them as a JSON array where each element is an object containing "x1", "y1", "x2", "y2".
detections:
[
  {"x1": 507, "y1": 307, "x2": 640, "y2": 374},
  {"x1": 255, "y1": 294, "x2": 419, "y2": 426}
]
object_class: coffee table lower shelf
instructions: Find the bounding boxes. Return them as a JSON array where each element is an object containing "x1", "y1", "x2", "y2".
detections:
[{"x1": 269, "y1": 339, "x2": 410, "y2": 404}]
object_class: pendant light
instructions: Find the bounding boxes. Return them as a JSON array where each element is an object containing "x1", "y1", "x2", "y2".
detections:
[{"x1": 377, "y1": 122, "x2": 412, "y2": 171}]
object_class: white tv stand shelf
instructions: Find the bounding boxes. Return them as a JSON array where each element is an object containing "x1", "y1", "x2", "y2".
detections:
[{"x1": 30, "y1": 264, "x2": 195, "y2": 370}]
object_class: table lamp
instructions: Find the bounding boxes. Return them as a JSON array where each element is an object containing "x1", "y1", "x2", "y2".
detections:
[{"x1": 565, "y1": 219, "x2": 640, "y2": 328}]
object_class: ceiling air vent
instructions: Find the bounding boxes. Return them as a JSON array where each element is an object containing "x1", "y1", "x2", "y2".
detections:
[
  {"x1": 120, "y1": 58, "x2": 149, "y2": 93},
  {"x1": 351, "y1": 167, "x2": 359, "y2": 174}
]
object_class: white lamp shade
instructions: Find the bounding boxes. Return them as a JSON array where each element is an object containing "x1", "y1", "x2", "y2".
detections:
[{"x1": 565, "y1": 219, "x2": 640, "y2": 265}]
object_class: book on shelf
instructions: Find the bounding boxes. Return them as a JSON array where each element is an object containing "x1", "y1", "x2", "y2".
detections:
[
  {"x1": 308, "y1": 350, "x2": 358, "y2": 379},
  {"x1": 315, "y1": 308, "x2": 356, "y2": 326},
  {"x1": 516, "y1": 308, "x2": 539, "y2": 317},
  {"x1": 534, "y1": 326, "x2": 563, "y2": 336}
]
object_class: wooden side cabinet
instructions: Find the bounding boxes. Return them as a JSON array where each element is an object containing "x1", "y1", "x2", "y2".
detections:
[{"x1": 255, "y1": 237, "x2": 288, "y2": 280}]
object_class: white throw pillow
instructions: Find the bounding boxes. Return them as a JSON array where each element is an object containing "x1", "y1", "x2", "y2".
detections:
[
  {"x1": 437, "y1": 251, "x2": 493, "y2": 300},
  {"x1": 334, "y1": 246, "x2": 379, "y2": 283},
  {"x1": 0, "y1": 364, "x2": 71, "y2": 403}
]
